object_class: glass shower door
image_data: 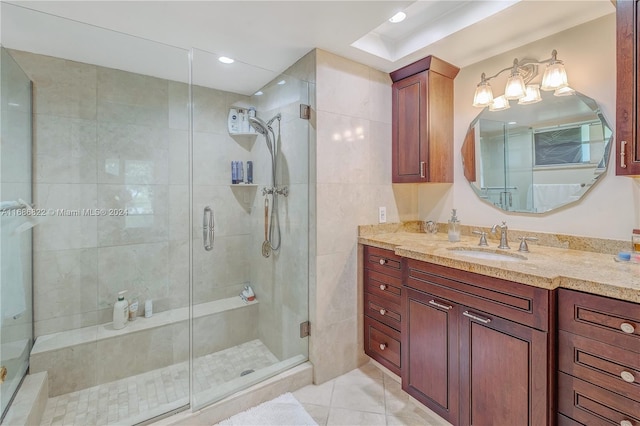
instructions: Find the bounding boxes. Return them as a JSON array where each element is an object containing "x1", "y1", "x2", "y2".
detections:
[
  {"x1": 0, "y1": 47, "x2": 33, "y2": 420},
  {"x1": 190, "y1": 48, "x2": 310, "y2": 410}
]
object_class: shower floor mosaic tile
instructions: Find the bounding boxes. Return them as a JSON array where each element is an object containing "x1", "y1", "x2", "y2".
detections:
[{"x1": 40, "y1": 339, "x2": 279, "y2": 426}]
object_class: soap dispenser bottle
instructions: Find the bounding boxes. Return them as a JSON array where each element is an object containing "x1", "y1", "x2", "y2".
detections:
[
  {"x1": 113, "y1": 291, "x2": 129, "y2": 330},
  {"x1": 448, "y1": 209, "x2": 461, "y2": 242}
]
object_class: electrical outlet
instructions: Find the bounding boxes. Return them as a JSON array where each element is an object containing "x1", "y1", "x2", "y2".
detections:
[{"x1": 378, "y1": 206, "x2": 387, "y2": 223}]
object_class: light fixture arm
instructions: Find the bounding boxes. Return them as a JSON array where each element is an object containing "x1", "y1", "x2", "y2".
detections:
[{"x1": 480, "y1": 58, "x2": 539, "y2": 86}]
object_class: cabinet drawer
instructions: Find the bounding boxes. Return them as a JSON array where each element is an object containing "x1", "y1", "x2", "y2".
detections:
[
  {"x1": 364, "y1": 316, "x2": 401, "y2": 375},
  {"x1": 365, "y1": 292, "x2": 402, "y2": 331},
  {"x1": 558, "y1": 414, "x2": 584, "y2": 426},
  {"x1": 406, "y1": 258, "x2": 549, "y2": 331},
  {"x1": 559, "y1": 330, "x2": 640, "y2": 402},
  {"x1": 365, "y1": 269, "x2": 401, "y2": 305},
  {"x1": 364, "y1": 246, "x2": 402, "y2": 278},
  {"x1": 558, "y1": 372, "x2": 640, "y2": 426},
  {"x1": 558, "y1": 289, "x2": 640, "y2": 352}
]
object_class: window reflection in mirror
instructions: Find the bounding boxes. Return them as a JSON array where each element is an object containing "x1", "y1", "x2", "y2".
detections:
[{"x1": 462, "y1": 90, "x2": 612, "y2": 213}]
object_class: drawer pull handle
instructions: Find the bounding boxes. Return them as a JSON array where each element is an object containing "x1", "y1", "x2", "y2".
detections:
[
  {"x1": 379, "y1": 258, "x2": 387, "y2": 265},
  {"x1": 463, "y1": 311, "x2": 491, "y2": 324},
  {"x1": 620, "y1": 140, "x2": 627, "y2": 169},
  {"x1": 429, "y1": 300, "x2": 452, "y2": 310},
  {"x1": 620, "y1": 322, "x2": 635, "y2": 334},
  {"x1": 379, "y1": 309, "x2": 386, "y2": 316},
  {"x1": 620, "y1": 421, "x2": 632, "y2": 426},
  {"x1": 621, "y1": 371, "x2": 635, "y2": 383},
  {"x1": 379, "y1": 343, "x2": 387, "y2": 351},
  {"x1": 379, "y1": 284, "x2": 387, "y2": 291}
]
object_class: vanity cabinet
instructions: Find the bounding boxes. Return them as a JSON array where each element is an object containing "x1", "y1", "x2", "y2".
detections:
[
  {"x1": 363, "y1": 246, "x2": 403, "y2": 375},
  {"x1": 557, "y1": 289, "x2": 640, "y2": 425},
  {"x1": 616, "y1": 0, "x2": 640, "y2": 175},
  {"x1": 390, "y1": 56, "x2": 459, "y2": 183},
  {"x1": 402, "y1": 259, "x2": 552, "y2": 426}
]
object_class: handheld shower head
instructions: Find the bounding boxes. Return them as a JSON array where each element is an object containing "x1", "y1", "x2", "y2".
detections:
[{"x1": 248, "y1": 116, "x2": 269, "y2": 136}]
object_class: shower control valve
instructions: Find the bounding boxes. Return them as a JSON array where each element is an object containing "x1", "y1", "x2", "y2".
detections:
[{"x1": 275, "y1": 186, "x2": 289, "y2": 197}]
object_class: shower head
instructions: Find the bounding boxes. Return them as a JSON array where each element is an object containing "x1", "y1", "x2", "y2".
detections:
[{"x1": 248, "y1": 116, "x2": 269, "y2": 136}]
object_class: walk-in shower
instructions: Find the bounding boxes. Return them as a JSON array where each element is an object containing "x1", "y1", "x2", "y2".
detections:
[{"x1": 1, "y1": 4, "x2": 310, "y2": 424}]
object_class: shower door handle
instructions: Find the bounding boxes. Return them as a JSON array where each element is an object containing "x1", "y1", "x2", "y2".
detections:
[{"x1": 203, "y1": 206, "x2": 214, "y2": 251}]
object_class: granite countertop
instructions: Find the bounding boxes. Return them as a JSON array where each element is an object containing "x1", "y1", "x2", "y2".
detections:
[{"x1": 359, "y1": 230, "x2": 640, "y2": 304}]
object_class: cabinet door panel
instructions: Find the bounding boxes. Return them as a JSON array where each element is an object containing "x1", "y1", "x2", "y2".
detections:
[
  {"x1": 402, "y1": 288, "x2": 459, "y2": 425},
  {"x1": 460, "y1": 310, "x2": 549, "y2": 426},
  {"x1": 392, "y1": 72, "x2": 427, "y2": 182},
  {"x1": 616, "y1": 0, "x2": 640, "y2": 175}
]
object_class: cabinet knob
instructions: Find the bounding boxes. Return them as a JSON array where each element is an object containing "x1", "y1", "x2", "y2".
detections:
[
  {"x1": 620, "y1": 322, "x2": 635, "y2": 334},
  {"x1": 379, "y1": 343, "x2": 387, "y2": 351},
  {"x1": 620, "y1": 420, "x2": 632, "y2": 426},
  {"x1": 379, "y1": 309, "x2": 386, "y2": 316},
  {"x1": 621, "y1": 371, "x2": 635, "y2": 383},
  {"x1": 379, "y1": 258, "x2": 387, "y2": 265},
  {"x1": 379, "y1": 284, "x2": 387, "y2": 290}
]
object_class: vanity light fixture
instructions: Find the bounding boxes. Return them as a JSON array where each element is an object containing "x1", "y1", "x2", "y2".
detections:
[
  {"x1": 489, "y1": 95, "x2": 510, "y2": 112},
  {"x1": 504, "y1": 60, "x2": 527, "y2": 100},
  {"x1": 540, "y1": 50, "x2": 568, "y2": 91},
  {"x1": 472, "y1": 49, "x2": 570, "y2": 109},
  {"x1": 472, "y1": 74, "x2": 494, "y2": 107},
  {"x1": 518, "y1": 84, "x2": 542, "y2": 105}
]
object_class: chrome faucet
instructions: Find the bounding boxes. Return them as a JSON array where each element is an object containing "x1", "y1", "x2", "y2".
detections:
[{"x1": 491, "y1": 221, "x2": 510, "y2": 249}]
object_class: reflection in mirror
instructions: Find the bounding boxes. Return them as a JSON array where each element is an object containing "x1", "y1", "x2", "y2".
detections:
[{"x1": 462, "y1": 90, "x2": 612, "y2": 213}]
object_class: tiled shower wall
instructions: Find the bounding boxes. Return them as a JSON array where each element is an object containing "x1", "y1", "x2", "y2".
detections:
[{"x1": 9, "y1": 49, "x2": 256, "y2": 338}]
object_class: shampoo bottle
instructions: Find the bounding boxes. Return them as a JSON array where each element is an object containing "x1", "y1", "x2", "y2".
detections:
[
  {"x1": 113, "y1": 291, "x2": 129, "y2": 330},
  {"x1": 448, "y1": 209, "x2": 461, "y2": 242}
]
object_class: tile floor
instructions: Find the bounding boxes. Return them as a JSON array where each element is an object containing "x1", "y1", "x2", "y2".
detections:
[
  {"x1": 293, "y1": 362, "x2": 452, "y2": 426},
  {"x1": 40, "y1": 340, "x2": 279, "y2": 425}
]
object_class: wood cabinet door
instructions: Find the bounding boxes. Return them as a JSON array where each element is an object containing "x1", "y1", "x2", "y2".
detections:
[
  {"x1": 402, "y1": 288, "x2": 459, "y2": 425},
  {"x1": 616, "y1": 0, "x2": 640, "y2": 175},
  {"x1": 459, "y1": 308, "x2": 549, "y2": 426},
  {"x1": 392, "y1": 72, "x2": 428, "y2": 183}
]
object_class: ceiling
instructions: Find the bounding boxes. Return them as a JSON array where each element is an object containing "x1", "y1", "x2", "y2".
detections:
[{"x1": 0, "y1": 1, "x2": 615, "y2": 95}]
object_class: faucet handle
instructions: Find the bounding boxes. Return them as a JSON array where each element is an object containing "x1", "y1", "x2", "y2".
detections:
[
  {"x1": 472, "y1": 230, "x2": 488, "y2": 246},
  {"x1": 518, "y1": 236, "x2": 538, "y2": 253}
]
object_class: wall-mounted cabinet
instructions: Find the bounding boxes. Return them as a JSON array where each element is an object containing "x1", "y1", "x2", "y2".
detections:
[
  {"x1": 616, "y1": 0, "x2": 640, "y2": 175},
  {"x1": 390, "y1": 56, "x2": 459, "y2": 183}
]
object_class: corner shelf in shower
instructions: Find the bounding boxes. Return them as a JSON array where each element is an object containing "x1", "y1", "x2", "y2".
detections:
[
  {"x1": 229, "y1": 184, "x2": 258, "y2": 187},
  {"x1": 229, "y1": 131, "x2": 257, "y2": 151},
  {"x1": 229, "y1": 132, "x2": 258, "y2": 137}
]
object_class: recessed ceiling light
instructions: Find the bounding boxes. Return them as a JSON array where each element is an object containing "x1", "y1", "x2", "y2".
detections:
[
  {"x1": 277, "y1": 80, "x2": 286, "y2": 85},
  {"x1": 388, "y1": 11, "x2": 406, "y2": 23},
  {"x1": 218, "y1": 56, "x2": 234, "y2": 64},
  {"x1": 254, "y1": 91, "x2": 264, "y2": 96}
]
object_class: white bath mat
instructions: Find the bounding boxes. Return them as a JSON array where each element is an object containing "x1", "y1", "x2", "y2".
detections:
[{"x1": 216, "y1": 392, "x2": 317, "y2": 426}]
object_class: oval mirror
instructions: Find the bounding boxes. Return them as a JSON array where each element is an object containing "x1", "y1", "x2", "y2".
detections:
[{"x1": 462, "y1": 90, "x2": 612, "y2": 213}]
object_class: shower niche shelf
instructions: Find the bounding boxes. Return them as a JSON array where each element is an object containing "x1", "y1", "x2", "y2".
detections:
[{"x1": 229, "y1": 132, "x2": 258, "y2": 137}]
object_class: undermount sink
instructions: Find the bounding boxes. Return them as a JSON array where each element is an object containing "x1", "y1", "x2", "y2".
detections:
[{"x1": 447, "y1": 247, "x2": 527, "y2": 262}]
